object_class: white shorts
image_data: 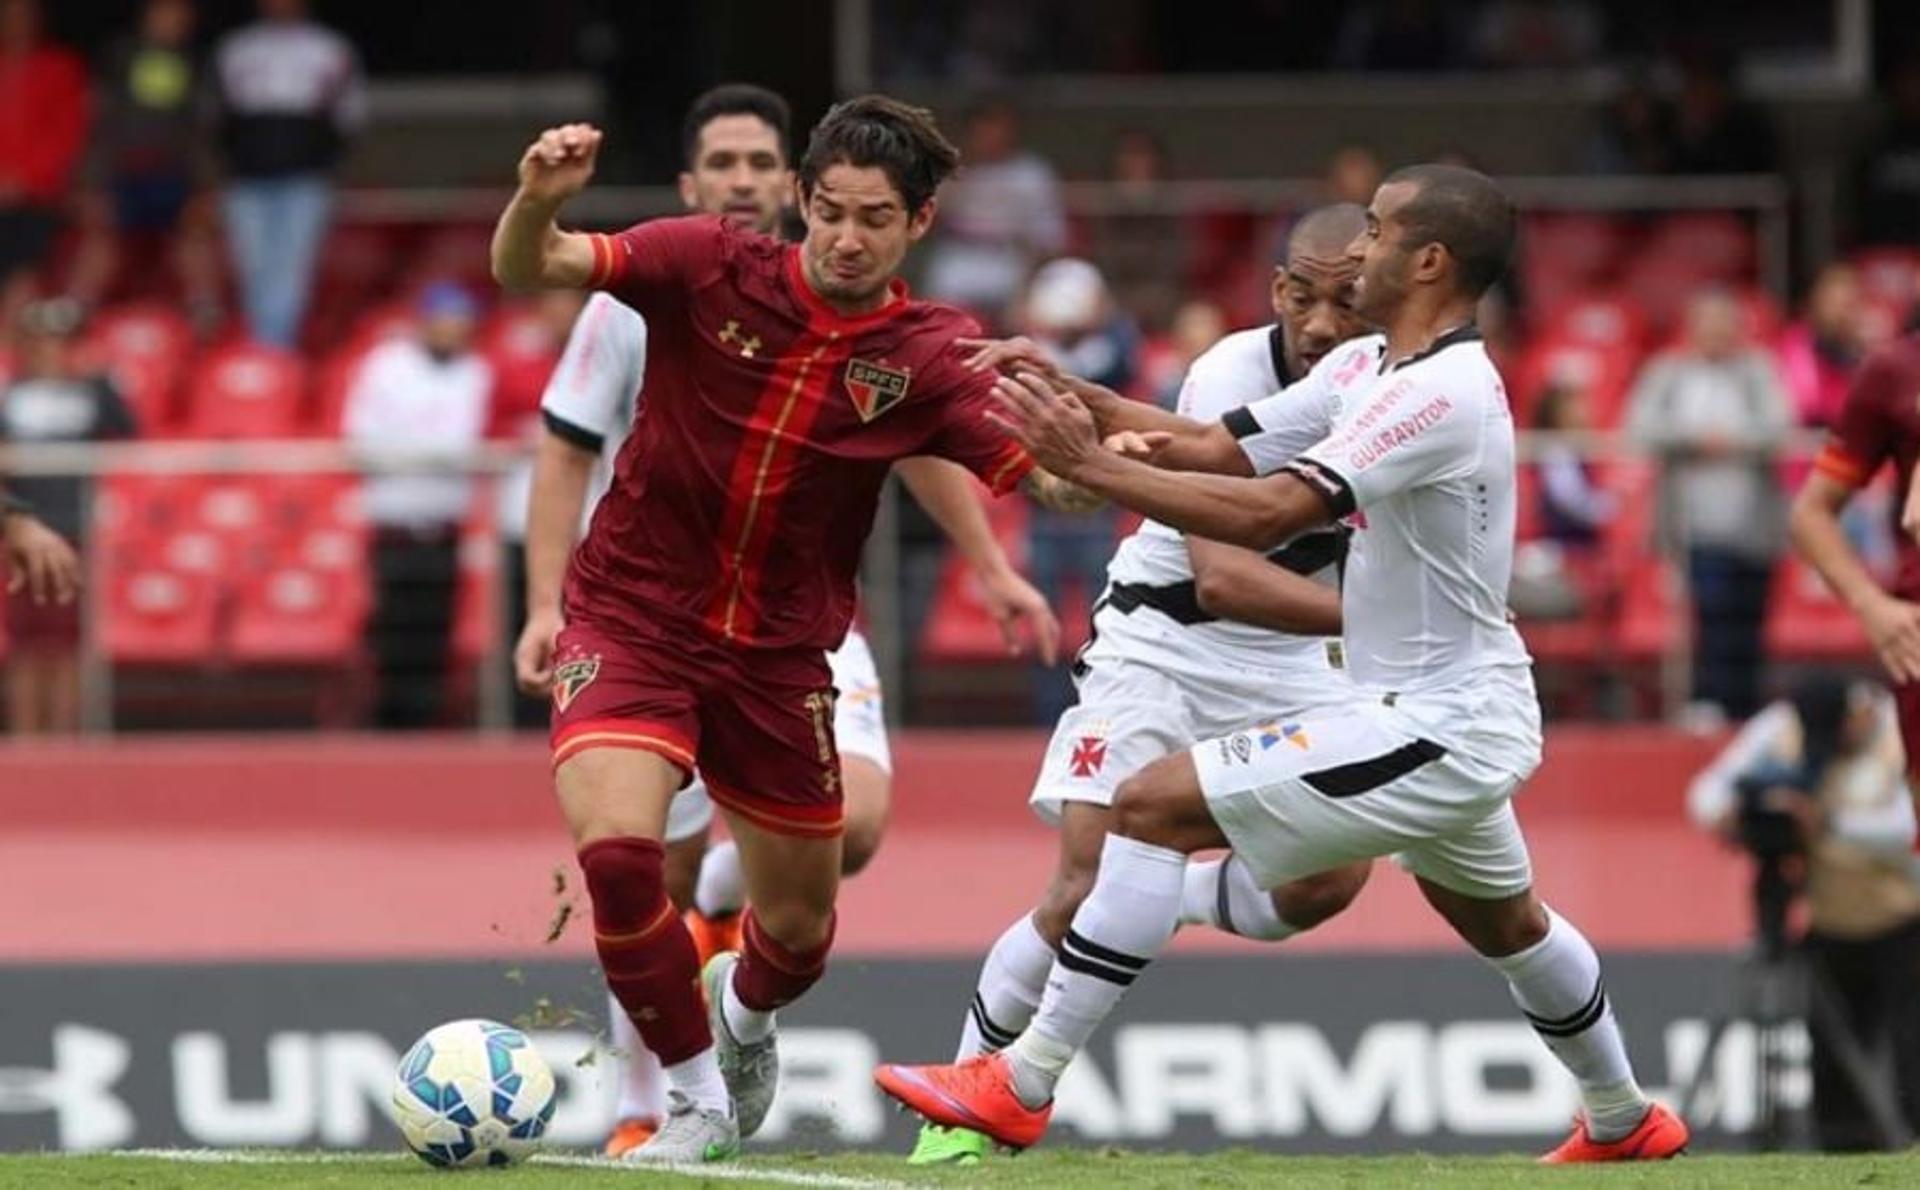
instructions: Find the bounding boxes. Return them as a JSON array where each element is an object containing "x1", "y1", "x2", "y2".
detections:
[
  {"x1": 1192, "y1": 682, "x2": 1540, "y2": 900},
  {"x1": 666, "y1": 629, "x2": 892, "y2": 843},
  {"x1": 1029, "y1": 604, "x2": 1349, "y2": 824}
]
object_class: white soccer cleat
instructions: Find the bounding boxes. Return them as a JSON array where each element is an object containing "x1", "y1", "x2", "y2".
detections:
[
  {"x1": 624, "y1": 1091, "x2": 739, "y2": 1164},
  {"x1": 703, "y1": 951, "x2": 781, "y2": 1138}
]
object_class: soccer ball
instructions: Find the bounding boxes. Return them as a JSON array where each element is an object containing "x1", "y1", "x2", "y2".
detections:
[{"x1": 390, "y1": 1019, "x2": 557, "y2": 1168}]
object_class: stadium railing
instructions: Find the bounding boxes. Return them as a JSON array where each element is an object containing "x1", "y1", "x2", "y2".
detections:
[{"x1": 0, "y1": 431, "x2": 1872, "y2": 736}]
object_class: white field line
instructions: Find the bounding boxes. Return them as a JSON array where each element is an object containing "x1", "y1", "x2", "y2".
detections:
[{"x1": 107, "y1": 1147, "x2": 906, "y2": 1188}]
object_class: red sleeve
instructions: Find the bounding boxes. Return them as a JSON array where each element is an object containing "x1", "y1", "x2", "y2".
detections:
[
  {"x1": 582, "y1": 215, "x2": 726, "y2": 319},
  {"x1": 926, "y1": 362, "x2": 1035, "y2": 496},
  {"x1": 1815, "y1": 348, "x2": 1902, "y2": 489}
]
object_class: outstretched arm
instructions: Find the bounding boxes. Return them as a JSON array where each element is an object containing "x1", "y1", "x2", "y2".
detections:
[
  {"x1": 492, "y1": 123, "x2": 604, "y2": 290},
  {"x1": 1187, "y1": 536, "x2": 1342, "y2": 635},
  {"x1": 895, "y1": 456, "x2": 1061, "y2": 664}
]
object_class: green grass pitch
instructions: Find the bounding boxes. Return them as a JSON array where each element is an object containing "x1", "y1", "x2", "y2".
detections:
[{"x1": 4, "y1": 1149, "x2": 1918, "y2": 1188}]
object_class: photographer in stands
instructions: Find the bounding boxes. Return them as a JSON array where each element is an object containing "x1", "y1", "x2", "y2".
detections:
[{"x1": 1687, "y1": 675, "x2": 1920, "y2": 1150}]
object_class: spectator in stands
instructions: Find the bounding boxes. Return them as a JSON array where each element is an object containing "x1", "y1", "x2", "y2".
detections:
[
  {"x1": 1149, "y1": 299, "x2": 1227, "y2": 410},
  {"x1": 209, "y1": 0, "x2": 365, "y2": 348},
  {"x1": 1324, "y1": 144, "x2": 1384, "y2": 206},
  {"x1": 1470, "y1": 0, "x2": 1600, "y2": 70},
  {"x1": 343, "y1": 282, "x2": 490, "y2": 730},
  {"x1": 922, "y1": 98, "x2": 1066, "y2": 325},
  {"x1": 1686, "y1": 676, "x2": 1920, "y2": 1151},
  {"x1": 1777, "y1": 263, "x2": 1868, "y2": 430},
  {"x1": 1669, "y1": 52, "x2": 1778, "y2": 176},
  {"x1": 0, "y1": 299, "x2": 135, "y2": 735},
  {"x1": 1627, "y1": 288, "x2": 1794, "y2": 724},
  {"x1": 1016, "y1": 258, "x2": 1136, "y2": 720},
  {"x1": 68, "y1": 0, "x2": 221, "y2": 330},
  {"x1": 1852, "y1": 57, "x2": 1920, "y2": 247},
  {"x1": 1532, "y1": 383, "x2": 1614, "y2": 549},
  {"x1": 1088, "y1": 129, "x2": 1186, "y2": 332},
  {"x1": 1589, "y1": 70, "x2": 1677, "y2": 175},
  {"x1": 0, "y1": 0, "x2": 89, "y2": 319},
  {"x1": 1333, "y1": 0, "x2": 1461, "y2": 71}
]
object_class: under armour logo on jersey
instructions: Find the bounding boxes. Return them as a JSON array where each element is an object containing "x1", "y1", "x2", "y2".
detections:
[
  {"x1": 717, "y1": 320, "x2": 761, "y2": 359},
  {"x1": 0, "y1": 1025, "x2": 136, "y2": 1150}
]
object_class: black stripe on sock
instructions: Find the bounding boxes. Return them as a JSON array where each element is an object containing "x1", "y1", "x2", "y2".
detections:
[
  {"x1": 970, "y1": 994, "x2": 1019, "y2": 1048},
  {"x1": 1063, "y1": 928, "x2": 1149, "y2": 972},
  {"x1": 1056, "y1": 947, "x2": 1139, "y2": 986},
  {"x1": 1526, "y1": 978, "x2": 1609, "y2": 1038},
  {"x1": 1215, "y1": 862, "x2": 1239, "y2": 937},
  {"x1": 1301, "y1": 738, "x2": 1447, "y2": 799}
]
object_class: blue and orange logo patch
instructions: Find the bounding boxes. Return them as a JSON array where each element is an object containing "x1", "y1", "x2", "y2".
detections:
[{"x1": 1255, "y1": 722, "x2": 1311, "y2": 752}]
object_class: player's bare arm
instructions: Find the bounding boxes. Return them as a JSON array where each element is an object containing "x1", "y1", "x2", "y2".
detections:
[
  {"x1": 1791, "y1": 471, "x2": 1920, "y2": 683},
  {"x1": 992, "y1": 370, "x2": 1328, "y2": 551},
  {"x1": 962, "y1": 338, "x2": 1232, "y2": 445},
  {"x1": 1020, "y1": 467, "x2": 1106, "y2": 514},
  {"x1": 1186, "y1": 536, "x2": 1342, "y2": 635},
  {"x1": 514, "y1": 432, "x2": 598, "y2": 694},
  {"x1": 492, "y1": 123, "x2": 605, "y2": 291},
  {"x1": 894, "y1": 456, "x2": 1062, "y2": 664}
]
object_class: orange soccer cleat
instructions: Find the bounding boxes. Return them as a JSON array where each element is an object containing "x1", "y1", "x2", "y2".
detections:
[
  {"x1": 602, "y1": 1116, "x2": 658, "y2": 1157},
  {"x1": 684, "y1": 909, "x2": 743, "y2": 970},
  {"x1": 874, "y1": 1053, "x2": 1052, "y2": 1151},
  {"x1": 1540, "y1": 1102, "x2": 1689, "y2": 1163}
]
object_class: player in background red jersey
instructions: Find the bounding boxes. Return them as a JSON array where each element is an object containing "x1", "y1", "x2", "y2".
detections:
[
  {"x1": 1791, "y1": 335, "x2": 1920, "y2": 786},
  {"x1": 492, "y1": 96, "x2": 1094, "y2": 1162}
]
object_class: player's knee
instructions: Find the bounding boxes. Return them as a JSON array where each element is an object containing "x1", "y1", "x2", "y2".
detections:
[
  {"x1": 1112, "y1": 772, "x2": 1184, "y2": 847},
  {"x1": 839, "y1": 817, "x2": 885, "y2": 877},
  {"x1": 578, "y1": 837, "x2": 667, "y2": 930},
  {"x1": 748, "y1": 893, "x2": 836, "y2": 953},
  {"x1": 1274, "y1": 863, "x2": 1369, "y2": 932}
]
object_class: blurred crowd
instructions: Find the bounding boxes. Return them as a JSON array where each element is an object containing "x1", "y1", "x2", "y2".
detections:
[{"x1": 5, "y1": 0, "x2": 1920, "y2": 733}]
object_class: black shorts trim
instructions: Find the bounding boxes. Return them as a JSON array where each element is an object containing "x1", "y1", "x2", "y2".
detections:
[{"x1": 1301, "y1": 738, "x2": 1447, "y2": 799}]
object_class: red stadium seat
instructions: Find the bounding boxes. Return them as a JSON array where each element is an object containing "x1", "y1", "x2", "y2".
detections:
[
  {"x1": 1764, "y1": 555, "x2": 1871, "y2": 662},
  {"x1": 99, "y1": 562, "x2": 219, "y2": 664},
  {"x1": 450, "y1": 497, "x2": 501, "y2": 667},
  {"x1": 1646, "y1": 213, "x2": 1754, "y2": 282},
  {"x1": 1535, "y1": 292, "x2": 1649, "y2": 353},
  {"x1": 182, "y1": 341, "x2": 309, "y2": 439},
  {"x1": 1510, "y1": 335, "x2": 1642, "y2": 428},
  {"x1": 404, "y1": 225, "x2": 498, "y2": 292},
  {"x1": 229, "y1": 564, "x2": 368, "y2": 664},
  {"x1": 481, "y1": 301, "x2": 563, "y2": 439},
  {"x1": 83, "y1": 303, "x2": 196, "y2": 433}
]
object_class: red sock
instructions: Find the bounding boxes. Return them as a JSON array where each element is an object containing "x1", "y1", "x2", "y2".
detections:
[
  {"x1": 732, "y1": 908, "x2": 836, "y2": 1012},
  {"x1": 579, "y1": 837, "x2": 711, "y2": 1065}
]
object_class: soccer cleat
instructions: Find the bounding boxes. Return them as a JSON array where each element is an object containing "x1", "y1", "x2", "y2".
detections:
[
  {"x1": 1540, "y1": 1102, "x2": 1689, "y2": 1163},
  {"x1": 874, "y1": 1052, "x2": 1052, "y2": 1151},
  {"x1": 624, "y1": 1092, "x2": 738, "y2": 1164},
  {"x1": 686, "y1": 909, "x2": 744, "y2": 971},
  {"x1": 601, "y1": 1116, "x2": 658, "y2": 1157},
  {"x1": 703, "y1": 951, "x2": 780, "y2": 1139},
  {"x1": 908, "y1": 1121, "x2": 988, "y2": 1166}
]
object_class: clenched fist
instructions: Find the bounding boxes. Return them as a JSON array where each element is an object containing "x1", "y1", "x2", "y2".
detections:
[{"x1": 516, "y1": 123, "x2": 603, "y2": 206}]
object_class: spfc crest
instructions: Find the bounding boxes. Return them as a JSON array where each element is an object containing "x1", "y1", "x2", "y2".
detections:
[
  {"x1": 552, "y1": 655, "x2": 601, "y2": 713},
  {"x1": 845, "y1": 358, "x2": 911, "y2": 422}
]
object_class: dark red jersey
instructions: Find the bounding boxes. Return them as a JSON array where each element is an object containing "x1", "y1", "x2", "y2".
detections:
[
  {"x1": 564, "y1": 214, "x2": 1032, "y2": 649},
  {"x1": 1815, "y1": 334, "x2": 1920, "y2": 601}
]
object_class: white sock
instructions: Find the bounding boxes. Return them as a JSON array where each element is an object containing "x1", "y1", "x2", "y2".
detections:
[
  {"x1": 1488, "y1": 906, "x2": 1648, "y2": 1141},
  {"x1": 608, "y1": 991, "x2": 668, "y2": 1121},
  {"x1": 956, "y1": 914, "x2": 1055, "y2": 1059},
  {"x1": 664, "y1": 1048, "x2": 730, "y2": 1116},
  {"x1": 1180, "y1": 855, "x2": 1298, "y2": 942},
  {"x1": 694, "y1": 839, "x2": 745, "y2": 918},
  {"x1": 1006, "y1": 835, "x2": 1184, "y2": 1107},
  {"x1": 721, "y1": 971, "x2": 774, "y2": 1045}
]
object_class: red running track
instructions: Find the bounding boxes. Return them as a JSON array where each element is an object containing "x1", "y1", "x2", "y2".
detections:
[{"x1": 0, "y1": 728, "x2": 1746, "y2": 962}]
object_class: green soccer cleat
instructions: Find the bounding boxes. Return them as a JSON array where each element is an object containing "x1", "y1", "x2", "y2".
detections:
[{"x1": 909, "y1": 1121, "x2": 989, "y2": 1166}]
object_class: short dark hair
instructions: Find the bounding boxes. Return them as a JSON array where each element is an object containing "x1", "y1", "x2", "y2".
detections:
[
  {"x1": 1382, "y1": 163, "x2": 1516, "y2": 299},
  {"x1": 681, "y1": 83, "x2": 792, "y2": 168},
  {"x1": 798, "y1": 94, "x2": 961, "y2": 215}
]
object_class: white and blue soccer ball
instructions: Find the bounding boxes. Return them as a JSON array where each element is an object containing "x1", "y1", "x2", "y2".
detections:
[{"x1": 390, "y1": 1019, "x2": 557, "y2": 1168}]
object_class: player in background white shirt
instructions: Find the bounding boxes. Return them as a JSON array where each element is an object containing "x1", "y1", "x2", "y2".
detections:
[
  {"x1": 909, "y1": 206, "x2": 1380, "y2": 1166},
  {"x1": 881, "y1": 165, "x2": 1690, "y2": 1164},
  {"x1": 509, "y1": 84, "x2": 1058, "y2": 1158}
]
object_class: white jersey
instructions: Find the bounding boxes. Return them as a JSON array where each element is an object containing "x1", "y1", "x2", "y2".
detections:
[
  {"x1": 1235, "y1": 327, "x2": 1536, "y2": 761},
  {"x1": 539, "y1": 293, "x2": 648, "y2": 521},
  {"x1": 1104, "y1": 325, "x2": 1346, "y2": 675}
]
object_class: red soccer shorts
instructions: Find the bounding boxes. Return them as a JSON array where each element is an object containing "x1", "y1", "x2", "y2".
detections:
[{"x1": 548, "y1": 614, "x2": 844, "y2": 838}]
